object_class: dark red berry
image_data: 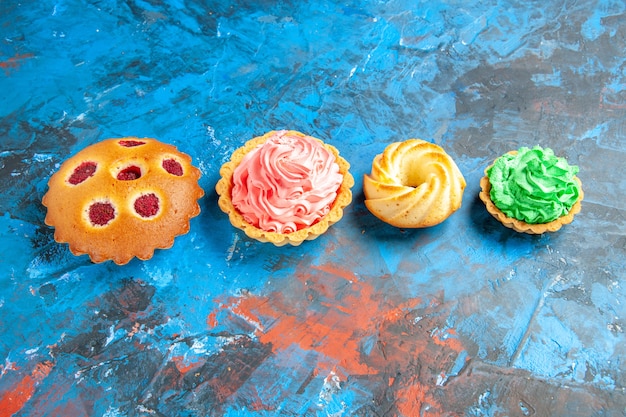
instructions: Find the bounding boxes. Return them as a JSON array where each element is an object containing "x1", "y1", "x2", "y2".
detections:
[
  {"x1": 162, "y1": 159, "x2": 183, "y2": 176},
  {"x1": 89, "y1": 202, "x2": 115, "y2": 226},
  {"x1": 117, "y1": 165, "x2": 142, "y2": 180},
  {"x1": 134, "y1": 193, "x2": 159, "y2": 218},
  {"x1": 119, "y1": 140, "x2": 146, "y2": 147},
  {"x1": 68, "y1": 161, "x2": 97, "y2": 185}
]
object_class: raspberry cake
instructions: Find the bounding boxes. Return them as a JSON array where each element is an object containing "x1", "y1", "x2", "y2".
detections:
[{"x1": 42, "y1": 137, "x2": 204, "y2": 264}]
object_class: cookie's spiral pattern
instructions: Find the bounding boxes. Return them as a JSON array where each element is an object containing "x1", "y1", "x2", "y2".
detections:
[{"x1": 363, "y1": 139, "x2": 466, "y2": 228}]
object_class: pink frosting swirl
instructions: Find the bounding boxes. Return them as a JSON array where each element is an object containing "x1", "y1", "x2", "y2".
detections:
[{"x1": 231, "y1": 131, "x2": 343, "y2": 233}]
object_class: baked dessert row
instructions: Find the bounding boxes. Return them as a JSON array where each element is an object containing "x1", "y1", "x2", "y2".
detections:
[{"x1": 42, "y1": 131, "x2": 583, "y2": 264}]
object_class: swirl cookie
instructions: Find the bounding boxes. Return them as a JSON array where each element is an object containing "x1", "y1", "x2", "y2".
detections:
[{"x1": 363, "y1": 139, "x2": 466, "y2": 228}]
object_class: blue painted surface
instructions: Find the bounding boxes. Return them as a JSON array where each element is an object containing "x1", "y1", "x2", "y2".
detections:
[{"x1": 1, "y1": 0, "x2": 625, "y2": 415}]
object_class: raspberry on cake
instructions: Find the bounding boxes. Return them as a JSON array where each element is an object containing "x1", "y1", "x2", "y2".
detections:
[{"x1": 42, "y1": 137, "x2": 204, "y2": 264}]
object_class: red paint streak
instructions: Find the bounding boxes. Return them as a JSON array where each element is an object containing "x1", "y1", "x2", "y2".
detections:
[
  {"x1": 207, "y1": 262, "x2": 470, "y2": 414},
  {"x1": 171, "y1": 356, "x2": 203, "y2": 374},
  {"x1": 395, "y1": 377, "x2": 445, "y2": 417},
  {"x1": 230, "y1": 279, "x2": 376, "y2": 375},
  {"x1": 319, "y1": 301, "x2": 351, "y2": 314},
  {"x1": 0, "y1": 53, "x2": 34, "y2": 76},
  {"x1": 210, "y1": 263, "x2": 431, "y2": 377},
  {"x1": 248, "y1": 385, "x2": 275, "y2": 412},
  {"x1": 207, "y1": 311, "x2": 218, "y2": 328},
  {"x1": 208, "y1": 379, "x2": 236, "y2": 403},
  {"x1": 0, "y1": 361, "x2": 54, "y2": 417},
  {"x1": 312, "y1": 263, "x2": 358, "y2": 282},
  {"x1": 432, "y1": 327, "x2": 465, "y2": 352},
  {"x1": 0, "y1": 361, "x2": 19, "y2": 377}
]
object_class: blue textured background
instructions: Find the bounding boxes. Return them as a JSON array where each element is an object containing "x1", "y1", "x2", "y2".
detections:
[{"x1": 1, "y1": 0, "x2": 625, "y2": 416}]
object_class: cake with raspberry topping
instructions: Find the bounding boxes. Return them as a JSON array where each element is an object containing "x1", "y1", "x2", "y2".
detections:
[{"x1": 42, "y1": 137, "x2": 204, "y2": 264}]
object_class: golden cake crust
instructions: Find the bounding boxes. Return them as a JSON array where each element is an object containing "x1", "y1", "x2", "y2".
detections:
[
  {"x1": 42, "y1": 137, "x2": 204, "y2": 264},
  {"x1": 215, "y1": 130, "x2": 354, "y2": 246},
  {"x1": 479, "y1": 153, "x2": 583, "y2": 234},
  {"x1": 363, "y1": 139, "x2": 466, "y2": 228}
]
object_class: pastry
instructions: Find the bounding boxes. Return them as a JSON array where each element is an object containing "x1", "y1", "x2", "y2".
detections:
[
  {"x1": 215, "y1": 130, "x2": 354, "y2": 246},
  {"x1": 42, "y1": 137, "x2": 204, "y2": 264},
  {"x1": 479, "y1": 146, "x2": 583, "y2": 234},
  {"x1": 363, "y1": 139, "x2": 466, "y2": 228}
]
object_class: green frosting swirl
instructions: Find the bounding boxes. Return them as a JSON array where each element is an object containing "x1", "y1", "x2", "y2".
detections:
[{"x1": 487, "y1": 146, "x2": 580, "y2": 224}]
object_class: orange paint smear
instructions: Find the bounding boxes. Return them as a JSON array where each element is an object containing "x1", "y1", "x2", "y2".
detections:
[
  {"x1": 432, "y1": 328, "x2": 465, "y2": 353},
  {"x1": 208, "y1": 262, "x2": 433, "y2": 377},
  {"x1": 248, "y1": 384, "x2": 275, "y2": 412},
  {"x1": 319, "y1": 301, "x2": 352, "y2": 315},
  {"x1": 0, "y1": 53, "x2": 34, "y2": 75},
  {"x1": 206, "y1": 261, "x2": 470, "y2": 415},
  {"x1": 207, "y1": 311, "x2": 218, "y2": 329},
  {"x1": 395, "y1": 377, "x2": 445, "y2": 417},
  {"x1": 311, "y1": 263, "x2": 358, "y2": 282},
  {"x1": 0, "y1": 361, "x2": 54, "y2": 417},
  {"x1": 171, "y1": 356, "x2": 204, "y2": 375},
  {"x1": 234, "y1": 295, "x2": 374, "y2": 375}
]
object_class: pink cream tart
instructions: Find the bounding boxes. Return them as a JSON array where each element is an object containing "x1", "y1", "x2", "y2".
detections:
[{"x1": 231, "y1": 130, "x2": 344, "y2": 233}]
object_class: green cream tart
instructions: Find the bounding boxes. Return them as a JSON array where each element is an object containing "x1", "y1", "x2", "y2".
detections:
[{"x1": 487, "y1": 146, "x2": 580, "y2": 224}]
